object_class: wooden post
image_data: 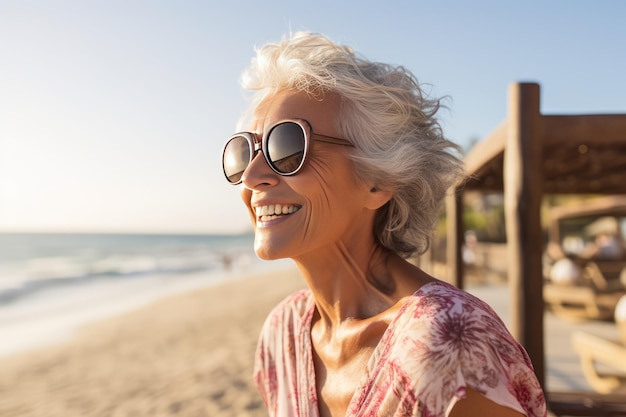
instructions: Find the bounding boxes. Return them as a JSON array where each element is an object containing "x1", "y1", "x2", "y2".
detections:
[
  {"x1": 503, "y1": 82, "x2": 545, "y2": 388},
  {"x1": 446, "y1": 189, "x2": 464, "y2": 288}
]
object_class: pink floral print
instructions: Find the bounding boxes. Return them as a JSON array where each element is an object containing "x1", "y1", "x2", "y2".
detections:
[{"x1": 254, "y1": 281, "x2": 547, "y2": 416}]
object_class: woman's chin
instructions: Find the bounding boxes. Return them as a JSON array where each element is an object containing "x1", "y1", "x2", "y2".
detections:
[
  {"x1": 254, "y1": 238, "x2": 288, "y2": 260},
  {"x1": 254, "y1": 249, "x2": 279, "y2": 260}
]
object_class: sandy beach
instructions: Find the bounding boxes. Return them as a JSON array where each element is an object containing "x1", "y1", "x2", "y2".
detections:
[{"x1": 0, "y1": 266, "x2": 306, "y2": 417}]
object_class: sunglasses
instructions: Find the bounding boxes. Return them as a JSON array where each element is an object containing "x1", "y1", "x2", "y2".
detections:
[{"x1": 222, "y1": 119, "x2": 353, "y2": 184}]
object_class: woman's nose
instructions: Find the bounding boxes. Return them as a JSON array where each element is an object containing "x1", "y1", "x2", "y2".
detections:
[{"x1": 240, "y1": 151, "x2": 279, "y2": 190}]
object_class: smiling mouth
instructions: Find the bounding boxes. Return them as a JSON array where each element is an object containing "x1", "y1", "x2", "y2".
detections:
[{"x1": 255, "y1": 204, "x2": 301, "y2": 222}]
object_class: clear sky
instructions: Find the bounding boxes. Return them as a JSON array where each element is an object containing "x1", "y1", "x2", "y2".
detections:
[{"x1": 1, "y1": 1, "x2": 625, "y2": 235}]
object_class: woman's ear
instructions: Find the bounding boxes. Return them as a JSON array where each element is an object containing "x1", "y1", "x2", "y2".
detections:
[{"x1": 365, "y1": 186, "x2": 394, "y2": 210}]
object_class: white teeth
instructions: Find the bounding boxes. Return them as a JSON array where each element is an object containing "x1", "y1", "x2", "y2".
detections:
[{"x1": 255, "y1": 204, "x2": 300, "y2": 221}]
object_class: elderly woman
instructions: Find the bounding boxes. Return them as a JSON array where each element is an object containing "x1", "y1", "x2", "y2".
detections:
[{"x1": 221, "y1": 33, "x2": 546, "y2": 417}]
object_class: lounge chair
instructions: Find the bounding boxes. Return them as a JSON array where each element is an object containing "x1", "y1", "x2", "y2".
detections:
[
  {"x1": 544, "y1": 259, "x2": 626, "y2": 320},
  {"x1": 571, "y1": 297, "x2": 626, "y2": 394},
  {"x1": 571, "y1": 330, "x2": 626, "y2": 394}
]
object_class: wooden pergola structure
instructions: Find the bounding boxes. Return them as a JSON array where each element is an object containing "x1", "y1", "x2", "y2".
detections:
[{"x1": 446, "y1": 82, "x2": 626, "y2": 415}]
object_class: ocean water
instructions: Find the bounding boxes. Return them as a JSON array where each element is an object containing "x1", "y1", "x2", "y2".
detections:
[
  {"x1": 0, "y1": 232, "x2": 286, "y2": 357},
  {"x1": 0, "y1": 233, "x2": 257, "y2": 303}
]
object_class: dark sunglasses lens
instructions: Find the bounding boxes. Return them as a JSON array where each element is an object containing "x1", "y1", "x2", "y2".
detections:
[
  {"x1": 266, "y1": 122, "x2": 306, "y2": 174},
  {"x1": 223, "y1": 135, "x2": 251, "y2": 183}
]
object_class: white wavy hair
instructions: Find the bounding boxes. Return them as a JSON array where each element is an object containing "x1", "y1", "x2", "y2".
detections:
[{"x1": 238, "y1": 32, "x2": 464, "y2": 257}]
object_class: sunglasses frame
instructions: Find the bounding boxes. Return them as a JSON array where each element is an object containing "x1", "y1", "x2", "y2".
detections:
[{"x1": 222, "y1": 118, "x2": 353, "y2": 184}]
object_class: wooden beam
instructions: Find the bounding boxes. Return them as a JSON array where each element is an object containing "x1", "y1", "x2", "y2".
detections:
[
  {"x1": 464, "y1": 121, "x2": 507, "y2": 175},
  {"x1": 547, "y1": 391, "x2": 626, "y2": 416},
  {"x1": 544, "y1": 114, "x2": 626, "y2": 146},
  {"x1": 446, "y1": 190, "x2": 464, "y2": 289},
  {"x1": 549, "y1": 195, "x2": 626, "y2": 220},
  {"x1": 503, "y1": 82, "x2": 546, "y2": 388},
  {"x1": 543, "y1": 172, "x2": 626, "y2": 194}
]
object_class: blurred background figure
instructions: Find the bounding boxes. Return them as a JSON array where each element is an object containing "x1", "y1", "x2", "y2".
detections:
[
  {"x1": 581, "y1": 216, "x2": 625, "y2": 260},
  {"x1": 462, "y1": 230, "x2": 479, "y2": 266}
]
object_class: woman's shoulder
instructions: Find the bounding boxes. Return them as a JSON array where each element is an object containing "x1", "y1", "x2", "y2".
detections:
[
  {"x1": 393, "y1": 280, "x2": 535, "y2": 373},
  {"x1": 385, "y1": 281, "x2": 546, "y2": 416},
  {"x1": 397, "y1": 280, "x2": 511, "y2": 340},
  {"x1": 408, "y1": 280, "x2": 499, "y2": 314}
]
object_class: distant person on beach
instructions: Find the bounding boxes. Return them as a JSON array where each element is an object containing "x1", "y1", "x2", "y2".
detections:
[{"x1": 221, "y1": 32, "x2": 546, "y2": 417}]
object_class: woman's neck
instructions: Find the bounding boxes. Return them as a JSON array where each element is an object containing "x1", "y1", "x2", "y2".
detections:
[{"x1": 293, "y1": 241, "x2": 399, "y2": 326}]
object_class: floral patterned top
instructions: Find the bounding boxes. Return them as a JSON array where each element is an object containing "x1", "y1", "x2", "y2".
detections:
[{"x1": 254, "y1": 281, "x2": 547, "y2": 417}]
